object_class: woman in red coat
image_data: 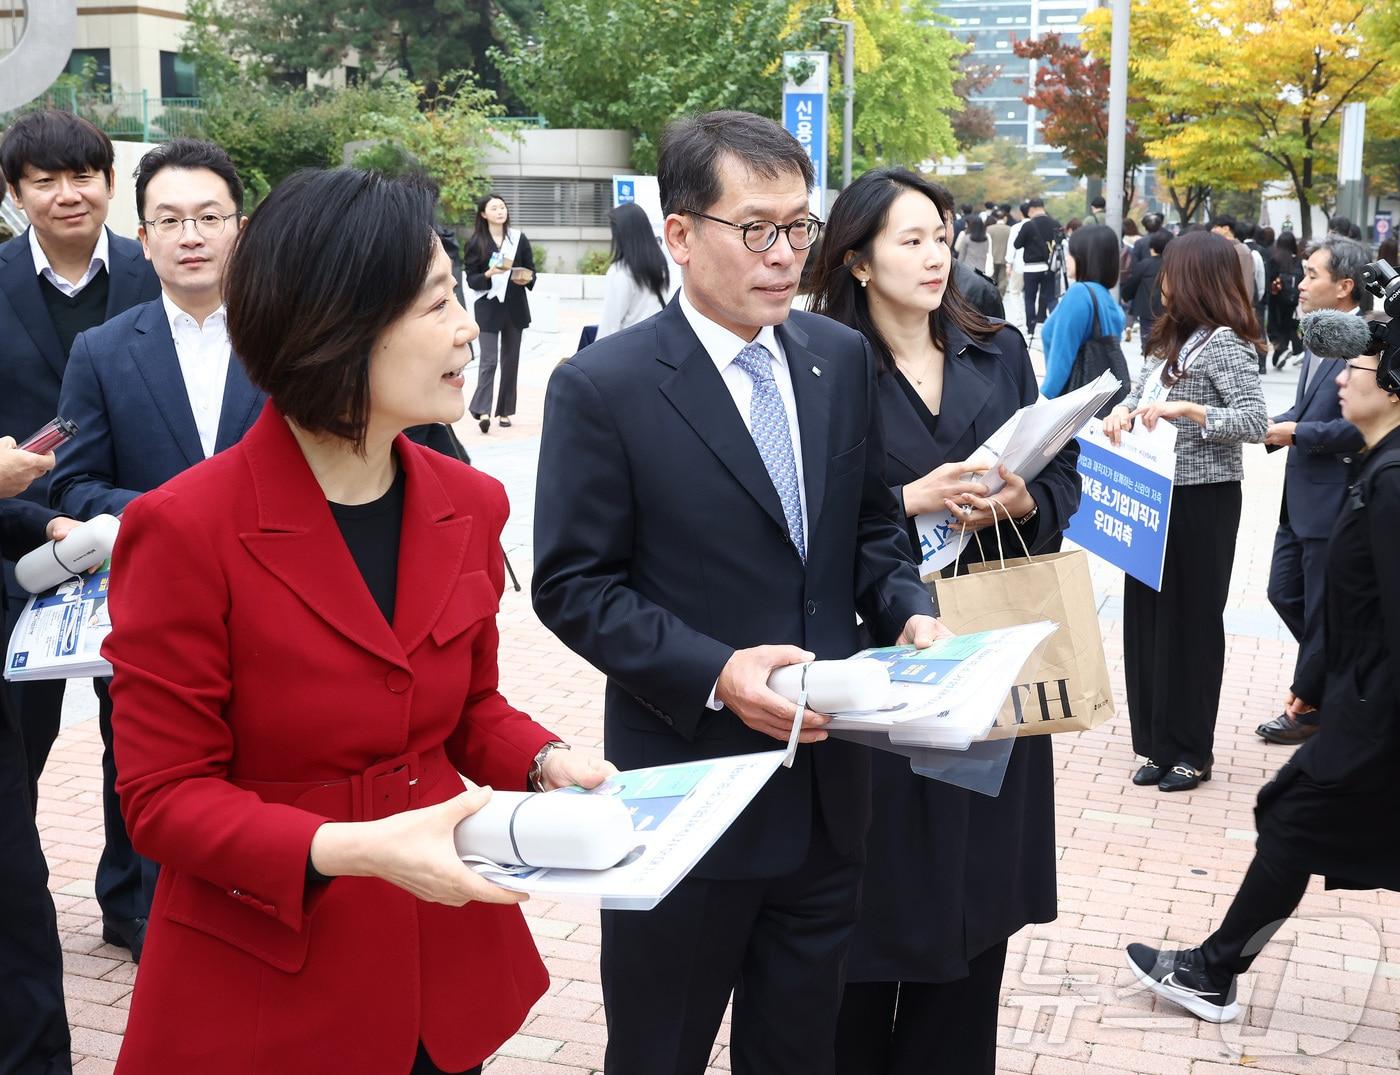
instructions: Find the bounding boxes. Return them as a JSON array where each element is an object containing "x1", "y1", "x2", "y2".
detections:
[{"x1": 105, "y1": 169, "x2": 613, "y2": 1074}]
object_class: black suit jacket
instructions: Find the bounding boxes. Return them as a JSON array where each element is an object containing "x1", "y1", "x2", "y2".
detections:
[
  {"x1": 532, "y1": 298, "x2": 933, "y2": 880},
  {"x1": 0, "y1": 228, "x2": 159, "y2": 507},
  {"x1": 1272, "y1": 347, "x2": 1365, "y2": 541},
  {"x1": 50, "y1": 299, "x2": 266, "y2": 519}
]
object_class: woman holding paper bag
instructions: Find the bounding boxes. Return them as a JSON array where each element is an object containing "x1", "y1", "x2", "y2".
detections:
[
  {"x1": 1103, "y1": 231, "x2": 1269, "y2": 791},
  {"x1": 104, "y1": 169, "x2": 613, "y2": 1075},
  {"x1": 809, "y1": 168, "x2": 1082, "y2": 1075},
  {"x1": 464, "y1": 192, "x2": 536, "y2": 433}
]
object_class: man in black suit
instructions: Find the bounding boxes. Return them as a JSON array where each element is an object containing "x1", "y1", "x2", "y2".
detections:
[
  {"x1": 532, "y1": 111, "x2": 939, "y2": 1074},
  {"x1": 1259, "y1": 237, "x2": 1369, "y2": 744},
  {"x1": 0, "y1": 111, "x2": 159, "y2": 812},
  {"x1": 50, "y1": 139, "x2": 264, "y2": 962},
  {"x1": 0, "y1": 443, "x2": 81, "y2": 1075},
  {"x1": 1012, "y1": 198, "x2": 1060, "y2": 338}
]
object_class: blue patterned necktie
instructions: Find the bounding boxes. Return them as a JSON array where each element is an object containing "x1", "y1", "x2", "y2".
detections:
[{"x1": 732, "y1": 342, "x2": 805, "y2": 561}]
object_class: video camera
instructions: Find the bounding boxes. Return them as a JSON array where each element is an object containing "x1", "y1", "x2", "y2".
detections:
[{"x1": 1362, "y1": 261, "x2": 1400, "y2": 392}]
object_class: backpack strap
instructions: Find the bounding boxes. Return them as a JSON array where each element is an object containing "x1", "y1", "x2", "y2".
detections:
[{"x1": 1086, "y1": 284, "x2": 1103, "y2": 337}]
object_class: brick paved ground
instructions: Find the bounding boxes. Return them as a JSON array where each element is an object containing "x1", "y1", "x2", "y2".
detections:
[{"x1": 41, "y1": 295, "x2": 1400, "y2": 1073}]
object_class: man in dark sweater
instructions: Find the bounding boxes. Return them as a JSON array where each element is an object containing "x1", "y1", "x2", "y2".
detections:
[
  {"x1": 0, "y1": 110, "x2": 159, "y2": 965},
  {"x1": 1013, "y1": 198, "x2": 1061, "y2": 338}
]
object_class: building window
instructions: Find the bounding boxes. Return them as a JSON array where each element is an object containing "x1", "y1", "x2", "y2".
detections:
[
  {"x1": 345, "y1": 66, "x2": 361, "y2": 86},
  {"x1": 160, "y1": 52, "x2": 198, "y2": 98},
  {"x1": 66, "y1": 49, "x2": 111, "y2": 89},
  {"x1": 486, "y1": 177, "x2": 613, "y2": 229}
]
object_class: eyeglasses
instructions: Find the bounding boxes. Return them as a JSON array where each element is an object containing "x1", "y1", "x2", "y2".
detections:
[
  {"x1": 683, "y1": 209, "x2": 823, "y2": 253},
  {"x1": 1345, "y1": 362, "x2": 1380, "y2": 376},
  {"x1": 141, "y1": 211, "x2": 240, "y2": 239}
]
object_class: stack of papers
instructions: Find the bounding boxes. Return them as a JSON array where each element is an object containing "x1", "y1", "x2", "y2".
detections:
[
  {"x1": 466, "y1": 751, "x2": 785, "y2": 910},
  {"x1": 914, "y1": 371, "x2": 1122, "y2": 579},
  {"x1": 5, "y1": 569, "x2": 113, "y2": 682},
  {"x1": 824, "y1": 622, "x2": 1058, "y2": 749}
]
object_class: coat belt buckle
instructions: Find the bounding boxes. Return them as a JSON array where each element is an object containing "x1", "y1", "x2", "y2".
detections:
[{"x1": 354, "y1": 752, "x2": 421, "y2": 821}]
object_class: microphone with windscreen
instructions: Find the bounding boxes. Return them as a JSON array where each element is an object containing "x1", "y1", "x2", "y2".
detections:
[{"x1": 1298, "y1": 309, "x2": 1383, "y2": 361}]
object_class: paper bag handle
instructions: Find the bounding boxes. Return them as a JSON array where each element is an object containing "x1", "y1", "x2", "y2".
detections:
[{"x1": 959, "y1": 497, "x2": 1034, "y2": 574}]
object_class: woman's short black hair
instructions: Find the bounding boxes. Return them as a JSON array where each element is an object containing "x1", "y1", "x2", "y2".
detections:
[
  {"x1": 225, "y1": 168, "x2": 438, "y2": 449},
  {"x1": 657, "y1": 110, "x2": 814, "y2": 218},
  {"x1": 1148, "y1": 229, "x2": 1173, "y2": 255},
  {"x1": 1068, "y1": 223, "x2": 1121, "y2": 288},
  {"x1": 0, "y1": 109, "x2": 114, "y2": 190},
  {"x1": 133, "y1": 138, "x2": 244, "y2": 220}
]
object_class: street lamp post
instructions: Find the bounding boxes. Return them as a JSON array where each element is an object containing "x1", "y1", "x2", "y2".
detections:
[
  {"x1": 1104, "y1": 0, "x2": 1130, "y2": 235},
  {"x1": 820, "y1": 17, "x2": 855, "y2": 189}
]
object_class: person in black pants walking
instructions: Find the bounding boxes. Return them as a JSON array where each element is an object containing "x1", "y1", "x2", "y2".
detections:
[
  {"x1": 1128, "y1": 331, "x2": 1400, "y2": 1023},
  {"x1": 464, "y1": 192, "x2": 535, "y2": 433},
  {"x1": 1012, "y1": 198, "x2": 1060, "y2": 338}
]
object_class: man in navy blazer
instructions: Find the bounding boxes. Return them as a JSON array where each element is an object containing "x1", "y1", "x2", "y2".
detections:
[
  {"x1": 0, "y1": 111, "x2": 160, "y2": 809},
  {"x1": 1260, "y1": 237, "x2": 1369, "y2": 744},
  {"x1": 51, "y1": 139, "x2": 262, "y2": 963},
  {"x1": 532, "y1": 112, "x2": 939, "y2": 1074}
]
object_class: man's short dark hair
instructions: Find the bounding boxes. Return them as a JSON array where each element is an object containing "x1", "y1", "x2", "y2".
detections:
[
  {"x1": 133, "y1": 138, "x2": 244, "y2": 220},
  {"x1": 0, "y1": 109, "x2": 114, "y2": 190},
  {"x1": 225, "y1": 169, "x2": 439, "y2": 449},
  {"x1": 1028, "y1": 198, "x2": 1045, "y2": 209},
  {"x1": 1210, "y1": 213, "x2": 1237, "y2": 234},
  {"x1": 1307, "y1": 236, "x2": 1372, "y2": 311},
  {"x1": 1019, "y1": 201, "x2": 1031, "y2": 215},
  {"x1": 1091, "y1": 195, "x2": 1106, "y2": 209},
  {"x1": 1143, "y1": 212, "x2": 1164, "y2": 233},
  {"x1": 959, "y1": 203, "x2": 973, "y2": 216},
  {"x1": 1148, "y1": 229, "x2": 1173, "y2": 255},
  {"x1": 1236, "y1": 219, "x2": 1256, "y2": 241},
  {"x1": 984, "y1": 201, "x2": 995, "y2": 210},
  {"x1": 1328, "y1": 214, "x2": 1352, "y2": 234},
  {"x1": 657, "y1": 110, "x2": 814, "y2": 219}
]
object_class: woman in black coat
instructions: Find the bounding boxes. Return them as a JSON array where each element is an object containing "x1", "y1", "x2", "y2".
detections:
[
  {"x1": 808, "y1": 168, "x2": 1082, "y2": 1075},
  {"x1": 1120, "y1": 229, "x2": 1171, "y2": 342},
  {"x1": 463, "y1": 192, "x2": 536, "y2": 433},
  {"x1": 1128, "y1": 335, "x2": 1400, "y2": 1023},
  {"x1": 1267, "y1": 231, "x2": 1303, "y2": 368}
]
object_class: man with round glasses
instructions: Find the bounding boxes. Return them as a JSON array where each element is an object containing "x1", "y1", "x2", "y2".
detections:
[
  {"x1": 49, "y1": 138, "x2": 267, "y2": 968},
  {"x1": 533, "y1": 110, "x2": 940, "y2": 1074}
]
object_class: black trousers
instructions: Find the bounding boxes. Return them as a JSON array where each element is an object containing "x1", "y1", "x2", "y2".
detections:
[
  {"x1": 1266, "y1": 521, "x2": 1328, "y2": 725},
  {"x1": 94, "y1": 678, "x2": 158, "y2": 925},
  {"x1": 0, "y1": 699, "x2": 71, "y2": 1074},
  {"x1": 600, "y1": 816, "x2": 862, "y2": 1075},
  {"x1": 1201, "y1": 852, "x2": 1310, "y2": 978},
  {"x1": 833, "y1": 940, "x2": 1009, "y2": 1075},
  {"x1": 1022, "y1": 271, "x2": 1055, "y2": 336},
  {"x1": 409, "y1": 1044, "x2": 480, "y2": 1075},
  {"x1": 1125, "y1": 481, "x2": 1242, "y2": 771},
  {"x1": 470, "y1": 323, "x2": 524, "y2": 418}
]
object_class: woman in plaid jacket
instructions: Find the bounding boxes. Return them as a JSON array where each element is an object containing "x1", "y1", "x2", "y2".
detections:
[{"x1": 1104, "y1": 231, "x2": 1269, "y2": 792}]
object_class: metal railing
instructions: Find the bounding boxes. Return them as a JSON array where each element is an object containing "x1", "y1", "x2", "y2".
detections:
[{"x1": 10, "y1": 90, "x2": 205, "y2": 143}]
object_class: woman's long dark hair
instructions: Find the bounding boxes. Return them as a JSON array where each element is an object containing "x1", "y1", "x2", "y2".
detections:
[
  {"x1": 806, "y1": 168, "x2": 996, "y2": 369},
  {"x1": 965, "y1": 213, "x2": 987, "y2": 243},
  {"x1": 609, "y1": 201, "x2": 669, "y2": 305},
  {"x1": 1147, "y1": 231, "x2": 1262, "y2": 382},
  {"x1": 466, "y1": 191, "x2": 510, "y2": 264},
  {"x1": 1271, "y1": 230, "x2": 1299, "y2": 272}
]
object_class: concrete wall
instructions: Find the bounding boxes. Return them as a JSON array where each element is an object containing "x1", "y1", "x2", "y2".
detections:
[{"x1": 75, "y1": 1, "x2": 187, "y2": 98}]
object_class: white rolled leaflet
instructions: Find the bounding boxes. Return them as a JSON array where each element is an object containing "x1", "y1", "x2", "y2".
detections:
[
  {"x1": 453, "y1": 788, "x2": 639, "y2": 870},
  {"x1": 15, "y1": 513, "x2": 120, "y2": 595}
]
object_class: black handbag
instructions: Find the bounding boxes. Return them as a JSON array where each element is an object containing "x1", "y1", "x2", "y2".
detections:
[{"x1": 1064, "y1": 286, "x2": 1131, "y2": 417}]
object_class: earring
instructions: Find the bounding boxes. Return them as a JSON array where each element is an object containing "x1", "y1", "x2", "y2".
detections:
[{"x1": 859, "y1": 278, "x2": 868, "y2": 288}]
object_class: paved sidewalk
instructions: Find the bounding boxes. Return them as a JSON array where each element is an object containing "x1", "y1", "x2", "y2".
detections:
[{"x1": 40, "y1": 299, "x2": 1400, "y2": 1074}]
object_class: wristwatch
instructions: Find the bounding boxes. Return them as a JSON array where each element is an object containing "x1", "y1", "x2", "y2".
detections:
[
  {"x1": 1014, "y1": 504, "x2": 1039, "y2": 526},
  {"x1": 529, "y1": 740, "x2": 571, "y2": 792}
]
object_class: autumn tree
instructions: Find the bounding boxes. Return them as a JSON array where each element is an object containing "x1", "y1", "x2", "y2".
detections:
[
  {"x1": 932, "y1": 139, "x2": 1043, "y2": 206},
  {"x1": 951, "y1": 46, "x2": 998, "y2": 152},
  {"x1": 1011, "y1": 32, "x2": 1146, "y2": 204}
]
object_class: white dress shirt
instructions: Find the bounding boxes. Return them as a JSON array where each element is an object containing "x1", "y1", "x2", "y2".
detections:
[
  {"x1": 30, "y1": 226, "x2": 108, "y2": 297},
  {"x1": 678, "y1": 287, "x2": 811, "y2": 712},
  {"x1": 162, "y1": 293, "x2": 231, "y2": 458}
]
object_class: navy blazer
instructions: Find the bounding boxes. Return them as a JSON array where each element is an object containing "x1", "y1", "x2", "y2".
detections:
[
  {"x1": 50, "y1": 298, "x2": 265, "y2": 521},
  {"x1": 532, "y1": 298, "x2": 934, "y2": 880},
  {"x1": 881, "y1": 322, "x2": 1083, "y2": 563},
  {"x1": 1272, "y1": 348, "x2": 1365, "y2": 541},
  {"x1": 0, "y1": 228, "x2": 159, "y2": 507}
]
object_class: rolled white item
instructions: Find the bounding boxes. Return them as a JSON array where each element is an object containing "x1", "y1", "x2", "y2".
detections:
[
  {"x1": 767, "y1": 658, "x2": 892, "y2": 715},
  {"x1": 15, "y1": 513, "x2": 120, "y2": 594},
  {"x1": 453, "y1": 788, "x2": 638, "y2": 870}
]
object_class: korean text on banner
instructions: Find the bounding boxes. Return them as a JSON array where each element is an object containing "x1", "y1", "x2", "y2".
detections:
[
  {"x1": 782, "y1": 51, "x2": 828, "y2": 216},
  {"x1": 1063, "y1": 417, "x2": 1176, "y2": 590}
]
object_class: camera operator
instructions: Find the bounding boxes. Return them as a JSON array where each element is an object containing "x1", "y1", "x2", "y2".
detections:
[{"x1": 1125, "y1": 269, "x2": 1400, "y2": 1024}]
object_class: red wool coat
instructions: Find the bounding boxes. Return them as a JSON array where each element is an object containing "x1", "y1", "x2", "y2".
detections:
[{"x1": 105, "y1": 404, "x2": 557, "y2": 1073}]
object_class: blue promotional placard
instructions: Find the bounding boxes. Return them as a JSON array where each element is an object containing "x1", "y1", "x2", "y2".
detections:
[
  {"x1": 782, "y1": 51, "x2": 828, "y2": 216},
  {"x1": 1063, "y1": 420, "x2": 1176, "y2": 590}
]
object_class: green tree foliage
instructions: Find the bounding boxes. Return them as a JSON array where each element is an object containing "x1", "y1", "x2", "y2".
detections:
[
  {"x1": 219, "y1": 0, "x2": 541, "y2": 107},
  {"x1": 932, "y1": 139, "x2": 1043, "y2": 207}
]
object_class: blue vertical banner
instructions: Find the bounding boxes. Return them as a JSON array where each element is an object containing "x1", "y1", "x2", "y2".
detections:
[{"x1": 783, "y1": 51, "x2": 829, "y2": 217}]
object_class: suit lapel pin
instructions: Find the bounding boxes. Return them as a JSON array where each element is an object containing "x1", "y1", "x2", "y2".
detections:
[{"x1": 812, "y1": 366, "x2": 822, "y2": 377}]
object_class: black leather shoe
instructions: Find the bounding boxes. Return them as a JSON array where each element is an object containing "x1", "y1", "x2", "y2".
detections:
[
  {"x1": 102, "y1": 916, "x2": 147, "y2": 963},
  {"x1": 498, "y1": 416, "x2": 512, "y2": 428},
  {"x1": 478, "y1": 416, "x2": 490, "y2": 434},
  {"x1": 1158, "y1": 764, "x2": 1211, "y2": 792},
  {"x1": 1257, "y1": 712, "x2": 1319, "y2": 745},
  {"x1": 1132, "y1": 760, "x2": 1164, "y2": 786}
]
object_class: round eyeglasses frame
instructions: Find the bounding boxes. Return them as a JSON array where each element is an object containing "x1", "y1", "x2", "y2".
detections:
[
  {"x1": 682, "y1": 209, "x2": 823, "y2": 253},
  {"x1": 141, "y1": 211, "x2": 241, "y2": 240}
]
